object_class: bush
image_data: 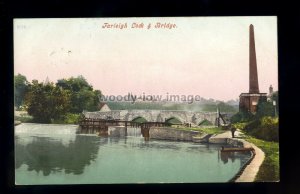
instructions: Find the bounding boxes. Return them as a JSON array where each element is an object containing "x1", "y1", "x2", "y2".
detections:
[
  {"x1": 63, "y1": 113, "x2": 81, "y2": 124},
  {"x1": 244, "y1": 119, "x2": 261, "y2": 132},
  {"x1": 231, "y1": 111, "x2": 254, "y2": 123},
  {"x1": 232, "y1": 122, "x2": 247, "y2": 130},
  {"x1": 14, "y1": 115, "x2": 33, "y2": 123},
  {"x1": 256, "y1": 100, "x2": 276, "y2": 118},
  {"x1": 52, "y1": 113, "x2": 81, "y2": 124},
  {"x1": 245, "y1": 117, "x2": 279, "y2": 142}
]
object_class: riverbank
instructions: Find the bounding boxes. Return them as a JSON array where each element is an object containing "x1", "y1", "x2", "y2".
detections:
[
  {"x1": 149, "y1": 127, "x2": 265, "y2": 182},
  {"x1": 243, "y1": 137, "x2": 279, "y2": 181},
  {"x1": 228, "y1": 137, "x2": 265, "y2": 182},
  {"x1": 14, "y1": 111, "x2": 81, "y2": 125},
  {"x1": 233, "y1": 120, "x2": 279, "y2": 181}
]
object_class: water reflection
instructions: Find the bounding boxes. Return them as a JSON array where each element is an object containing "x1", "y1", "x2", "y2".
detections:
[
  {"x1": 218, "y1": 151, "x2": 251, "y2": 168},
  {"x1": 220, "y1": 152, "x2": 236, "y2": 164},
  {"x1": 15, "y1": 135, "x2": 101, "y2": 176},
  {"x1": 126, "y1": 127, "x2": 142, "y2": 137},
  {"x1": 185, "y1": 144, "x2": 216, "y2": 154},
  {"x1": 15, "y1": 124, "x2": 253, "y2": 184}
]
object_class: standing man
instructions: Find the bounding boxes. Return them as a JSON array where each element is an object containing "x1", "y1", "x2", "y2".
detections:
[{"x1": 230, "y1": 125, "x2": 237, "y2": 138}]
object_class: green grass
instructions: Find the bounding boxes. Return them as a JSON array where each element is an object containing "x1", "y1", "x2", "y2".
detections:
[
  {"x1": 232, "y1": 121, "x2": 279, "y2": 181},
  {"x1": 52, "y1": 113, "x2": 81, "y2": 124},
  {"x1": 14, "y1": 115, "x2": 33, "y2": 123},
  {"x1": 198, "y1": 119, "x2": 213, "y2": 126},
  {"x1": 244, "y1": 136, "x2": 279, "y2": 182},
  {"x1": 173, "y1": 126, "x2": 225, "y2": 134}
]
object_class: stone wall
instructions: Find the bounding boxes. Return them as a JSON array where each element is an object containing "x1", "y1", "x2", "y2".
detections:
[
  {"x1": 208, "y1": 136, "x2": 228, "y2": 144},
  {"x1": 227, "y1": 138, "x2": 253, "y2": 148},
  {"x1": 149, "y1": 127, "x2": 200, "y2": 141},
  {"x1": 209, "y1": 136, "x2": 253, "y2": 146}
]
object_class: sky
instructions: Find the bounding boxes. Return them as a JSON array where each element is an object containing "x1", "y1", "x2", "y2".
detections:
[{"x1": 14, "y1": 17, "x2": 278, "y2": 101}]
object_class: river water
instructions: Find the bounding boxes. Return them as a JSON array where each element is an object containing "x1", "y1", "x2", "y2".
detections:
[{"x1": 15, "y1": 123, "x2": 251, "y2": 184}]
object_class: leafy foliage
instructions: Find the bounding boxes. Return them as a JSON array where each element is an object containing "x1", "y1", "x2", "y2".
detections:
[
  {"x1": 235, "y1": 116, "x2": 279, "y2": 142},
  {"x1": 256, "y1": 99, "x2": 275, "y2": 118},
  {"x1": 198, "y1": 119, "x2": 213, "y2": 126},
  {"x1": 248, "y1": 117, "x2": 279, "y2": 142},
  {"x1": 56, "y1": 76, "x2": 101, "y2": 113},
  {"x1": 14, "y1": 74, "x2": 29, "y2": 108},
  {"x1": 230, "y1": 111, "x2": 254, "y2": 123},
  {"x1": 16, "y1": 75, "x2": 101, "y2": 124},
  {"x1": 24, "y1": 80, "x2": 71, "y2": 123},
  {"x1": 52, "y1": 113, "x2": 81, "y2": 124},
  {"x1": 232, "y1": 122, "x2": 246, "y2": 130}
]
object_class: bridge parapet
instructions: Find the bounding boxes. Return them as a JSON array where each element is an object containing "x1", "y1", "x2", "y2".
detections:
[{"x1": 82, "y1": 110, "x2": 233, "y2": 126}]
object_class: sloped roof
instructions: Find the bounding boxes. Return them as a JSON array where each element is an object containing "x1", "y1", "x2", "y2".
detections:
[{"x1": 99, "y1": 102, "x2": 107, "y2": 109}]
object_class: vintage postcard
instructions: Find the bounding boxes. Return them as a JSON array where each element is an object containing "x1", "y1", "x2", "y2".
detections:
[{"x1": 14, "y1": 17, "x2": 278, "y2": 184}]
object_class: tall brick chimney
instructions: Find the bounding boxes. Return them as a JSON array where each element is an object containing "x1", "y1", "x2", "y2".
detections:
[
  {"x1": 249, "y1": 24, "x2": 259, "y2": 93},
  {"x1": 239, "y1": 24, "x2": 267, "y2": 113}
]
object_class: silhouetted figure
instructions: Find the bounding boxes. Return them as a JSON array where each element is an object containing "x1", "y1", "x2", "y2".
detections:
[{"x1": 230, "y1": 126, "x2": 236, "y2": 138}]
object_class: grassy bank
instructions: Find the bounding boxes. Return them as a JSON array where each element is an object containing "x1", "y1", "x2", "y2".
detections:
[
  {"x1": 51, "y1": 113, "x2": 81, "y2": 124},
  {"x1": 232, "y1": 117, "x2": 279, "y2": 181},
  {"x1": 14, "y1": 115, "x2": 33, "y2": 123},
  {"x1": 173, "y1": 126, "x2": 225, "y2": 134},
  {"x1": 245, "y1": 136, "x2": 279, "y2": 182},
  {"x1": 14, "y1": 112, "x2": 81, "y2": 125},
  {"x1": 179, "y1": 123, "x2": 279, "y2": 181}
]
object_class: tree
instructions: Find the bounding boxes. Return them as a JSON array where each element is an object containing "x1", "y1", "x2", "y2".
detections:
[
  {"x1": 56, "y1": 75, "x2": 101, "y2": 113},
  {"x1": 231, "y1": 110, "x2": 254, "y2": 123},
  {"x1": 256, "y1": 98, "x2": 275, "y2": 118},
  {"x1": 14, "y1": 74, "x2": 29, "y2": 108},
  {"x1": 24, "y1": 80, "x2": 71, "y2": 123}
]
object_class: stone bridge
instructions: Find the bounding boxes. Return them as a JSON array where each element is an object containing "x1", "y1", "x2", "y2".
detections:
[{"x1": 83, "y1": 110, "x2": 233, "y2": 126}]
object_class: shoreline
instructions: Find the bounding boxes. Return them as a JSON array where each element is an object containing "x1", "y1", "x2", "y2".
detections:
[
  {"x1": 149, "y1": 127, "x2": 265, "y2": 182},
  {"x1": 15, "y1": 122, "x2": 79, "y2": 127},
  {"x1": 232, "y1": 139, "x2": 265, "y2": 182}
]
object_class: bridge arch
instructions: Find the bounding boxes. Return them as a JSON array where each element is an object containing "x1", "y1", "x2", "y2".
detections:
[
  {"x1": 131, "y1": 116, "x2": 148, "y2": 123},
  {"x1": 165, "y1": 117, "x2": 183, "y2": 125}
]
